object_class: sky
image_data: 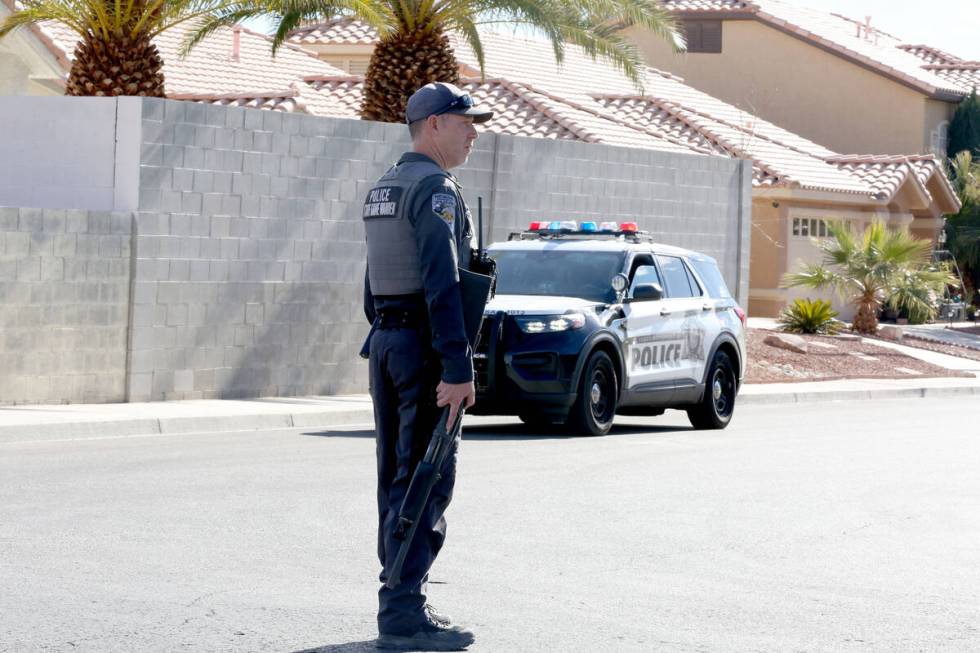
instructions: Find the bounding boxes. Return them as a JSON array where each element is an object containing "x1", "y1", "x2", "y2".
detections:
[{"x1": 798, "y1": 0, "x2": 980, "y2": 60}]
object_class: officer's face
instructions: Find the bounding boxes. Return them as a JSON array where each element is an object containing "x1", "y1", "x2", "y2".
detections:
[{"x1": 432, "y1": 113, "x2": 479, "y2": 169}]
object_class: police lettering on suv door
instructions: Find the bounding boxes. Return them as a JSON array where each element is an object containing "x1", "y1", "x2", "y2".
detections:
[{"x1": 629, "y1": 319, "x2": 706, "y2": 371}]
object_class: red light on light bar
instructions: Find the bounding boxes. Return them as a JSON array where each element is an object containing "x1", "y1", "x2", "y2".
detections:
[
  {"x1": 529, "y1": 221, "x2": 544, "y2": 230},
  {"x1": 620, "y1": 222, "x2": 638, "y2": 232}
]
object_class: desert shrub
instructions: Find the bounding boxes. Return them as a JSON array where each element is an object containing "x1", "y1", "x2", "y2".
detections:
[{"x1": 777, "y1": 298, "x2": 842, "y2": 334}]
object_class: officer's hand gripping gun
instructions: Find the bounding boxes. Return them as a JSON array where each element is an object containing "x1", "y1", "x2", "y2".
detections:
[{"x1": 385, "y1": 197, "x2": 495, "y2": 590}]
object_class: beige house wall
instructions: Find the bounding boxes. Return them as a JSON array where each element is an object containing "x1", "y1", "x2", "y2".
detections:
[
  {"x1": 748, "y1": 199, "x2": 786, "y2": 316},
  {"x1": 627, "y1": 20, "x2": 951, "y2": 156}
]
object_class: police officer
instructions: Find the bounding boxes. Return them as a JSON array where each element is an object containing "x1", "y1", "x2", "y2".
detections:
[{"x1": 362, "y1": 82, "x2": 493, "y2": 651}]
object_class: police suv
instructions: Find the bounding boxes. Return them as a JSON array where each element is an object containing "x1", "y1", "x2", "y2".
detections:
[{"x1": 471, "y1": 221, "x2": 747, "y2": 436}]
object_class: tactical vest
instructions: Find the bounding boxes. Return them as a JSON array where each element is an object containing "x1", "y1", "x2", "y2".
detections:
[{"x1": 363, "y1": 158, "x2": 462, "y2": 295}]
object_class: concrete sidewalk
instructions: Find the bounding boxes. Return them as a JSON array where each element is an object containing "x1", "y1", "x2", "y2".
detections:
[{"x1": 4, "y1": 374, "x2": 980, "y2": 442}]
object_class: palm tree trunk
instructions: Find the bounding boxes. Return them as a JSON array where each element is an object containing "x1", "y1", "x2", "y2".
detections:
[
  {"x1": 66, "y1": 30, "x2": 165, "y2": 97},
  {"x1": 852, "y1": 301, "x2": 879, "y2": 334},
  {"x1": 360, "y1": 26, "x2": 459, "y2": 123}
]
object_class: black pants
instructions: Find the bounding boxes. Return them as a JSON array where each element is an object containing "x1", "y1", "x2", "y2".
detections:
[{"x1": 369, "y1": 326, "x2": 458, "y2": 635}]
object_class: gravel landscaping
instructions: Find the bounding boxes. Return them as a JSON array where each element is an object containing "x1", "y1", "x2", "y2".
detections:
[{"x1": 745, "y1": 328, "x2": 974, "y2": 384}]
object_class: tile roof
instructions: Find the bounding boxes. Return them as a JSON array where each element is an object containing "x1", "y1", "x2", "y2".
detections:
[
  {"x1": 186, "y1": 90, "x2": 305, "y2": 113},
  {"x1": 659, "y1": 1, "x2": 755, "y2": 12},
  {"x1": 922, "y1": 64, "x2": 980, "y2": 93},
  {"x1": 270, "y1": 28, "x2": 957, "y2": 208},
  {"x1": 288, "y1": 18, "x2": 379, "y2": 45},
  {"x1": 280, "y1": 75, "x2": 705, "y2": 154},
  {"x1": 898, "y1": 44, "x2": 964, "y2": 66},
  {"x1": 32, "y1": 20, "x2": 346, "y2": 95}
]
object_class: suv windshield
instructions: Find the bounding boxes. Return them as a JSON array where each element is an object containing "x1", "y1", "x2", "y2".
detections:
[{"x1": 490, "y1": 249, "x2": 626, "y2": 303}]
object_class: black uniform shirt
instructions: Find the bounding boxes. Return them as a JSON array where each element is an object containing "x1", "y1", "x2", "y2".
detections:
[{"x1": 364, "y1": 152, "x2": 474, "y2": 384}]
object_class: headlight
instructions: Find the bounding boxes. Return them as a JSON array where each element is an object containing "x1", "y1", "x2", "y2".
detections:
[{"x1": 514, "y1": 313, "x2": 587, "y2": 334}]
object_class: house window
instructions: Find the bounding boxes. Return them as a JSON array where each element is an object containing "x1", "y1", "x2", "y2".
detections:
[
  {"x1": 931, "y1": 121, "x2": 949, "y2": 158},
  {"x1": 684, "y1": 20, "x2": 723, "y2": 53},
  {"x1": 792, "y1": 218, "x2": 828, "y2": 238}
]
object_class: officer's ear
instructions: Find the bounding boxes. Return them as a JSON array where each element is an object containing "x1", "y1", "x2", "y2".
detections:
[{"x1": 426, "y1": 114, "x2": 442, "y2": 134}]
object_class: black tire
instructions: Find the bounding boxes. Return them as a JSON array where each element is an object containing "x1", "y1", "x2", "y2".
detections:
[
  {"x1": 687, "y1": 350, "x2": 737, "y2": 430},
  {"x1": 567, "y1": 351, "x2": 618, "y2": 436}
]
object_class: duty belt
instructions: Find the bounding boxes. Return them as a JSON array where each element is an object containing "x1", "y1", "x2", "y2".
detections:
[{"x1": 377, "y1": 308, "x2": 427, "y2": 330}]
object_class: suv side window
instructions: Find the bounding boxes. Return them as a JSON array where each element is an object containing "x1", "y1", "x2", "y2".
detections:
[
  {"x1": 683, "y1": 262, "x2": 704, "y2": 297},
  {"x1": 629, "y1": 264, "x2": 662, "y2": 298},
  {"x1": 656, "y1": 255, "x2": 698, "y2": 298},
  {"x1": 688, "y1": 257, "x2": 732, "y2": 299}
]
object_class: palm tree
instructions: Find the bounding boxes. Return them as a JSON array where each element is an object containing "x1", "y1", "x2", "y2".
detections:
[
  {"x1": 186, "y1": 0, "x2": 684, "y2": 122},
  {"x1": 0, "y1": 0, "x2": 233, "y2": 96},
  {"x1": 781, "y1": 221, "x2": 956, "y2": 334},
  {"x1": 945, "y1": 151, "x2": 980, "y2": 301}
]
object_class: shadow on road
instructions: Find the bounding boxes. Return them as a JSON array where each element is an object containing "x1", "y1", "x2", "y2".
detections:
[
  {"x1": 303, "y1": 422, "x2": 693, "y2": 441},
  {"x1": 303, "y1": 428, "x2": 375, "y2": 439},
  {"x1": 292, "y1": 640, "x2": 378, "y2": 653}
]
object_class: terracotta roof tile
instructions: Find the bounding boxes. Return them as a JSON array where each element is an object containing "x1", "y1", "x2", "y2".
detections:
[
  {"x1": 35, "y1": 21, "x2": 344, "y2": 95},
  {"x1": 922, "y1": 64, "x2": 980, "y2": 92},
  {"x1": 660, "y1": 0, "x2": 754, "y2": 10},
  {"x1": 188, "y1": 90, "x2": 304, "y2": 112},
  {"x1": 824, "y1": 155, "x2": 957, "y2": 207},
  {"x1": 898, "y1": 44, "x2": 964, "y2": 66},
  {"x1": 288, "y1": 18, "x2": 379, "y2": 45},
  {"x1": 293, "y1": 75, "x2": 704, "y2": 154}
]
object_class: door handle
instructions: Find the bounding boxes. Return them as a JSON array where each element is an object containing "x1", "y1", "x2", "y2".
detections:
[
  {"x1": 659, "y1": 308, "x2": 671, "y2": 316},
  {"x1": 702, "y1": 303, "x2": 712, "y2": 311}
]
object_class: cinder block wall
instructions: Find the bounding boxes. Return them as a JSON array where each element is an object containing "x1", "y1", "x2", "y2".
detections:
[
  {"x1": 129, "y1": 100, "x2": 394, "y2": 400},
  {"x1": 0, "y1": 97, "x2": 749, "y2": 404},
  {"x1": 0, "y1": 207, "x2": 131, "y2": 403}
]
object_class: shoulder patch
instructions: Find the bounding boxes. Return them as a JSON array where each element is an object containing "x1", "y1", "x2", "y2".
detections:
[{"x1": 432, "y1": 193, "x2": 457, "y2": 226}]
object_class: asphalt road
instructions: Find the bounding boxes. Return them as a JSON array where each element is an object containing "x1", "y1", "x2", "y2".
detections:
[{"x1": 2, "y1": 398, "x2": 979, "y2": 653}]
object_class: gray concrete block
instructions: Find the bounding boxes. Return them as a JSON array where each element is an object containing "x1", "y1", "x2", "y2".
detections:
[
  {"x1": 213, "y1": 172, "x2": 233, "y2": 194},
  {"x1": 174, "y1": 123, "x2": 198, "y2": 146},
  {"x1": 143, "y1": 98, "x2": 166, "y2": 121},
  {"x1": 161, "y1": 144, "x2": 183, "y2": 168},
  {"x1": 183, "y1": 147, "x2": 205, "y2": 170}
]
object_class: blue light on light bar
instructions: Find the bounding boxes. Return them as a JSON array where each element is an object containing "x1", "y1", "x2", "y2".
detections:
[{"x1": 580, "y1": 222, "x2": 598, "y2": 232}]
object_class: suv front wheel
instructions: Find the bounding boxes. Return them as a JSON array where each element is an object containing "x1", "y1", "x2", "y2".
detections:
[
  {"x1": 568, "y1": 350, "x2": 618, "y2": 436},
  {"x1": 687, "y1": 350, "x2": 737, "y2": 430}
]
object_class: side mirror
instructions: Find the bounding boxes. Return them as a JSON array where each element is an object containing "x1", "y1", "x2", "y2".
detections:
[
  {"x1": 630, "y1": 283, "x2": 664, "y2": 302},
  {"x1": 611, "y1": 273, "x2": 629, "y2": 301}
]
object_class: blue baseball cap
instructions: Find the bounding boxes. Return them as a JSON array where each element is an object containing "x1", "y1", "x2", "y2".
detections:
[{"x1": 405, "y1": 82, "x2": 493, "y2": 124}]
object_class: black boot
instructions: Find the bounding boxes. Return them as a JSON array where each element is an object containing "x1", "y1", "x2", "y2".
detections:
[{"x1": 376, "y1": 616, "x2": 475, "y2": 651}]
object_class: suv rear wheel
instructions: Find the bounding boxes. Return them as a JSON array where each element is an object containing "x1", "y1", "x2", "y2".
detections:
[
  {"x1": 568, "y1": 351, "x2": 618, "y2": 436},
  {"x1": 687, "y1": 350, "x2": 736, "y2": 430}
]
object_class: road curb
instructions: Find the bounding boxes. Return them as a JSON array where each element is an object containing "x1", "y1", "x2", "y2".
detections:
[{"x1": 0, "y1": 408, "x2": 375, "y2": 443}]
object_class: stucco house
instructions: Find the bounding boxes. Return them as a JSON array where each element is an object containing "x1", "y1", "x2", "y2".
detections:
[{"x1": 625, "y1": 0, "x2": 980, "y2": 158}]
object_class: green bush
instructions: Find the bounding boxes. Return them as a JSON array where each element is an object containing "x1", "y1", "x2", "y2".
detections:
[{"x1": 777, "y1": 298, "x2": 842, "y2": 334}]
